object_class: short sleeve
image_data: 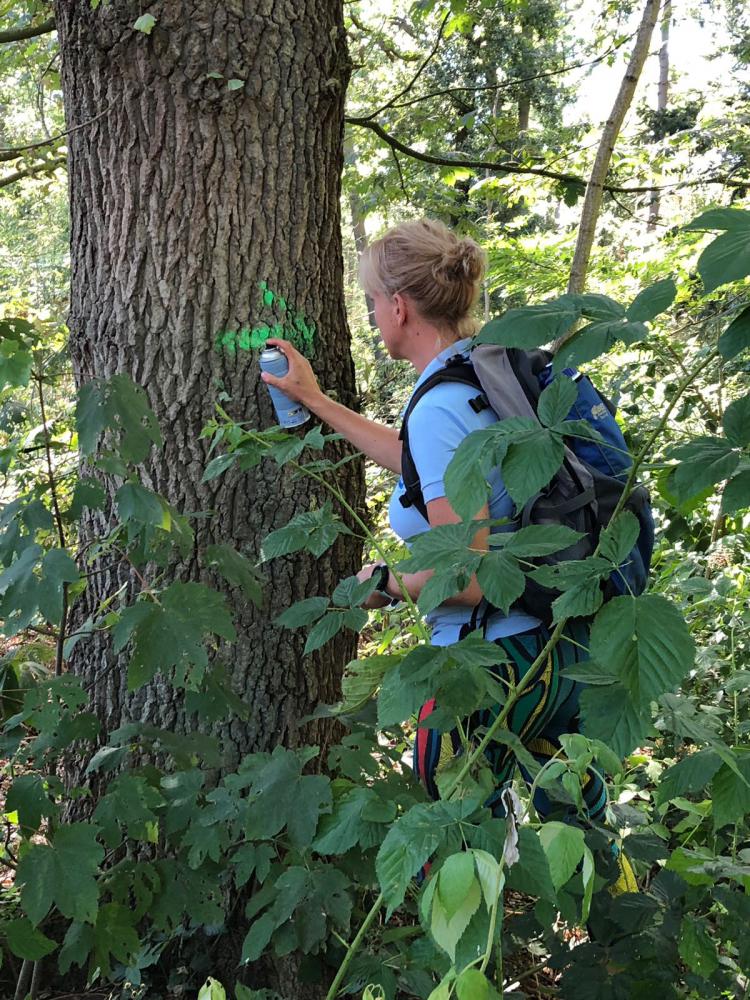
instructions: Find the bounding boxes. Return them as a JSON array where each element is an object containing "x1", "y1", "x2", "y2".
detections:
[{"x1": 407, "y1": 383, "x2": 484, "y2": 505}]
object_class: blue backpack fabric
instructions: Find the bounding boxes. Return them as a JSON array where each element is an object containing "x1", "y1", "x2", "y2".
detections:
[{"x1": 399, "y1": 345, "x2": 654, "y2": 621}]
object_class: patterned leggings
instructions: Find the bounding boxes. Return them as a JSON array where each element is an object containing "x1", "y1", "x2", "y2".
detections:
[{"x1": 414, "y1": 620, "x2": 607, "y2": 825}]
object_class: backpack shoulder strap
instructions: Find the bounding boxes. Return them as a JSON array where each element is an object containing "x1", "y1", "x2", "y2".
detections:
[{"x1": 399, "y1": 357, "x2": 481, "y2": 521}]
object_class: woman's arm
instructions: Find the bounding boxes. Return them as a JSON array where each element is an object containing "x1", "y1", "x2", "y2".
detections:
[
  {"x1": 358, "y1": 498, "x2": 489, "y2": 608},
  {"x1": 260, "y1": 338, "x2": 402, "y2": 473}
]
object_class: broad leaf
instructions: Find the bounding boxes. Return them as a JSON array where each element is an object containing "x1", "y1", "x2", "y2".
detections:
[
  {"x1": 722, "y1": 470, "x2": 750, "y2": 514},
  {"x1": 684, "y1": 207, "x2": 750, "y2": 231},
  {"x1": 723, "y1": 393, "x2": 750, "y2": 448},
  {"x1": 113, "y1": 582, "x2": 236, "y2": 690},
  {"x1": 625, "y1": 278, "x2": 676, "y2": 323},
  {"x1": 476, "y1": 552, "x2": 525, "y2": 614},
  {"x1": 539, "y1": 822, "x2": 585, "y2": 890},
  {"x1": 475, "y1": 300, "x2": 579, "y2": 349},
  {"x1": 589, "y1": 595, "x2": 694, "y2": 707},
  {"x1": 718, "y1": 304, "x2": 750, "y2": 360},
  {"x1": 712, "y1": 754, "x2": 750, "y2": 830},
  {"x1": 668, "y1": 436, "x2": 739, "y2": 502},
  {"x1": 537, "y1": 376, "x2": 577, "y2": 427},
  {"x1": 697, "y1": 229, "x2": 750, "y2": 293},
  {"x1": 275, "y1": 596, "x2": 329, "y2": 628},
  {"x1": 5, "y1": 918, "x2": 57, "y2": 960},
  {"x1": 17, "y1": 823, "x2": 104, "y2": 925},
  {"x1": 205, "y1": 544, "x2": 263, "y2": 605},
  {"x1": 438, "y1": 852, "x2": 477, "y2": 920},
  {"x1": 261, "y1": 503, "x2": 352, "y2": 560},
  {"x1": 76, "y1": 374, "x2": 162, "y2": 462},
  {"x1": 376, "y1": 800, "x2": 467, "y2": 915},
  {"x1": 579, "y1": 682, "x2": 650, "y2": 758},
  {"x1": 656, "y1": 749, "x2": 722, "y2": 806},
  {"x1": 502, "y1": 429, "x2": 564, "y2": 507},
  {"x1": 598, "y1": 510, "x2": 640, "y2": 564}
]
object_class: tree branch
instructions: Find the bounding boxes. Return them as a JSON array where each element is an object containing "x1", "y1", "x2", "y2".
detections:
[
  {"x1": 379, "y1": 29, "x2": 639, "y2": 114},
  {"x1": 0, "y1": 155, "x2": 66, "y2": 190},
  {"x1": 0, "y1": 17, "x2": 55, "y2": 44},
  {"x1": 345, "y1": 115, "x2": 746, "y2": 194},
  {"x1": 358, "y1": 13, "x2": 450, "y2": 122},
  {"x1": 0, "y1": 106, "x2": 111, "y2": 163}
]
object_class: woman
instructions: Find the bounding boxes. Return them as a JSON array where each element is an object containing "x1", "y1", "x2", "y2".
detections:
[{"x1": 261, "y1": 219, "x2": 615, "y2": 834}]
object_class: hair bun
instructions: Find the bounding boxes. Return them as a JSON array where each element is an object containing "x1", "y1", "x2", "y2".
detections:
[{"x1": 432, "y1": 239, "x2": 484, "y2": 285}]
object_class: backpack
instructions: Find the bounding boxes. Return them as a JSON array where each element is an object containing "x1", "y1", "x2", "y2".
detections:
[{"x1": 398, "y1": 343, "x2": 654, "y2": 624}]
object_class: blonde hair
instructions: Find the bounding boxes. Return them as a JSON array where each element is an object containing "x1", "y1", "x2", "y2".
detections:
[{"x1": 359, "y1": 219, "x2": 486, "y2": 338}]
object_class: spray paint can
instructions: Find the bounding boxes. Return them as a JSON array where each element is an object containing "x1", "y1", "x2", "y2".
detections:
[{"x1": 259, "y1": 347, "x2": 310, "y2": 428}]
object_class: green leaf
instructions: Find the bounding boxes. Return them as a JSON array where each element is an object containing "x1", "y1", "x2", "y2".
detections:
[
  {"x1": 6, "y1": 774, "x2": 57, "y2": 832},
  {"x1": 227, "y1": 78, "x2": 245, "y2": 91},
  {"x1": 76, "y1": 374, "x2": 162, "y2": 462},
  {"x1": 438, "y1": 852, "x2": 477, "y2": 920},
  {"x1": 698, "y1": 229, "x2": 750, "y2": 293},
  {"x1": 331, "y1": 573, "x2": 375, "y2": 607},
  {"x1": 569, "y1": 319, "x2": 647, "y2": 365},
  {"x1": 17, "y1": 824, "x2": 104, "y2": 925},
  {"x1": 304, "y1": 611, "x2": 345, "y2": 654},
  {"x1": 430, "y1": 878, "x2": 481, "y2": 962},
  {"x1": 376, "y1": 801, "x2": 466, "y2": 915},
  {"x1": 722, "y1": 470, "x2": 750, "y2": 514},
  {"x1": 579, "y1": 681, "x2": 650, "y2": 758},
  {"x1": 243, "y1": 746, "x2": 332, "y2": 849},
  {"x1": 445, "y1": 428, "x2": 499, "y2": 519},
  {"x1": 113, "y1": 583, "x2": 236, "y2": 690},
  {"x1": 598, "y1": 510, "x2": 640, "y2": 564},
  {"x1": 5, "y1": 918, "x2": 57, "y2": 960},
  {"x1": 116, "y1": 482, "x2": 169, "y2": 528},
  {"x1": 589, "y1": 595, "x2": 694, "y2": 707},
  {"x1": 36, "y1": 549, "x2": 80, "y2": 625},
  {"x1": 93, "y1": 903, "x2": 140, "y2": 977},
  {"x1": 66, "y1": 479, "x2": 106, "y2": 520},
  {"x1": 205, "y1": 544, "x2": 263, "y2": 605},
  {"x1": 231, "y1": 842, "x2": 274, "y2": 887},
  {"x1": 684, "y1": 207, "x2": 750, "y2": 231},
  {"x1": 456, "y1": 968, "x2": 490, "y2": 1000},
  {"x1": 58, "y1": 921, "x2": 94, "y2": 974},
  {"x1": 502, "y1": 428, "x2": 565, "y2": 507},
  {"x1": 551, "y1": 577, "x2": 603, "y2": 622},
  {"x1": 669, "y1": 436, "x2": 740, "y2": 502},
  {"x1": 538, "y1": 822, "x2": 585, "y2": 890},
  {"x1": 133, "y1": 13, "x2": 156, "y2": 33},
  {"x1": 476, "y1": 300, "x2": 579, "y2": 349},
  {"x1": 399, "y1": 519, "x2": 479, "y2": 573},
  {"x1": 505, "y1": 826, "x2": 557, "y2": 903},
  {"x1": 678, "y1": 916, "x2": 719, "y2": 977},
  {"x1": 0, "y1": 338, "x2": 33, "y2": 391},
  {"x1": 476, "y1": 552, "x2": 525, "y2": 615},
  {"x1": 719, "y1": 304, "x2": 750, "y2": 360},
  {"x1": 198, "y1": 978, "x2": 227, "y2": 1000},
  {"x1": 723, "y1": 393, "x2": 750, "y2": 448},
  {"x1": 655, "y1": 749, "x2": 722, "y2": 806},
  {"x1": 261, "y1": 503, "x2": 351, "y2": 560},
  {"x1": 503, "y1": 524, "x2": 585, "y2": 557},
  {"x1": 275, "y1": 596, "x2": 329, "y2": 628},
  {"x1": 625, "y1": 278, "x2": 677, "y2": 323},
  {"x1": 537, "y1": 376, "x2": 577, "y2": 427},
  {"x1": 712, "y1": 755, "x2": 750, "y2": 830},
  {"x1": 202, "y1": 452, "x2": 236, "y2": 481}
]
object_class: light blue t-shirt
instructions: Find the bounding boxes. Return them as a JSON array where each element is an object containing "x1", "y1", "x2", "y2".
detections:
[{"x1": 389, "y1": 339, "x2": 540, "y2": 645}]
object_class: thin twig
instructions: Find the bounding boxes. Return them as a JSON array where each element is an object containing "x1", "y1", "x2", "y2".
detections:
[
  {"x1": 0, "y1": 105, "x2": 111, "y2": 162},
  {"x1": 358, "y1": 13, "x2": 450, "y2": 122}
]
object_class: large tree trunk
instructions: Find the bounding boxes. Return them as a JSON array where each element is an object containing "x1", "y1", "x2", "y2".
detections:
[{"x1": 55, "y1": 0, "x2": 364, "y2": 771}]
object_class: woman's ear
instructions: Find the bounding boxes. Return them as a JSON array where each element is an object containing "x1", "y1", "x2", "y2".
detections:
[{"x1": 393, "y1": 292, "x2": 408, "y2": 326}]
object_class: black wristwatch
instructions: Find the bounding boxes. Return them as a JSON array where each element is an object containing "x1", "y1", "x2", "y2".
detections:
[{"x1": 371, "y1": 564, "x2": 400, "y2": 607}]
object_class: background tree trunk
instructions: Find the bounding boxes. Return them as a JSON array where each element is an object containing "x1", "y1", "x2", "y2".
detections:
[
  {"x1": 648, "y1": 0, "x2": 671, "y2": 230},
  {"x1": 565, "y1": 0, "x2": 661, "y2": 297},
  {"x1": 55, "y1": 0, "x2": 364, "y2": 771}
]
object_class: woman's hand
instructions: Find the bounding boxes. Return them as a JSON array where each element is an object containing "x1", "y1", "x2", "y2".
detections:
[
  {"x1": 357, "y1": 563, "x2": 394, "y2": 609},
  {"x1": 261, "y1": 338, "x2": 324, "y2": 407}
]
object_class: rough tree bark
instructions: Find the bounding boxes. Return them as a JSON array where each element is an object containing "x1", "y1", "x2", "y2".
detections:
[
  {"x1": 55, "y1": 1, "x2": 364, "y2": 769},
  {"x1": 565, "y1": 0, "x2": 661, "y2": 296}
]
